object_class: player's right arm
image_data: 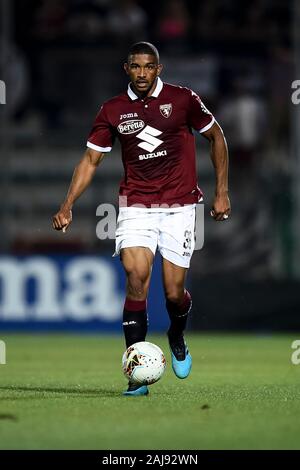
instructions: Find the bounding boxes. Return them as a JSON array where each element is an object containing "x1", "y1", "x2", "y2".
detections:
[{"x1": 52, "y1": 147, "x2": 105, "y2": 231}]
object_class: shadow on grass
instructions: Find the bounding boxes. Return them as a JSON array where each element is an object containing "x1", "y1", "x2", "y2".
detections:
[
  {"x1": 0, "y1": 386, "x2": 121, "y2": 398},
  {"x1": 0, "y1": 413, "x2": 18, "y2": 421}
]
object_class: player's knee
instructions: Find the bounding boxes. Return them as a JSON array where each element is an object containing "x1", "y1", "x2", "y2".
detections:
[
  {"x1": 127, "y1": 270, "x2": 148, "y2": 297},
  {"x1": 165, "y1": 287, "x2": 185, "y2": 305}
]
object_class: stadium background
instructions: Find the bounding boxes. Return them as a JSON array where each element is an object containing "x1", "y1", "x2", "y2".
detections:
[
  {"x1": 0, "y1": 0, "x2": 299, "y2": 332},
  {"x1": 1, "y1": 0, "x2": 300, "y2": 452}
]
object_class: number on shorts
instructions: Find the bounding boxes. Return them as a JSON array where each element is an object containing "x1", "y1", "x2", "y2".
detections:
[{"x1": 183, "y1": 230, "x2": 192, "y2": 250}]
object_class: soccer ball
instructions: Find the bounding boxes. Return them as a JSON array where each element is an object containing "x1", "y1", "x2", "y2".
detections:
[{"x1": 122, "y1": 341, "x2": 166, "y2": 385}]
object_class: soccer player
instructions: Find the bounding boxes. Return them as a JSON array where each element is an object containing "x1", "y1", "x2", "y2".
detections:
[{"x1": 53, "y1": 42, "x2": 230, "y2": 396}]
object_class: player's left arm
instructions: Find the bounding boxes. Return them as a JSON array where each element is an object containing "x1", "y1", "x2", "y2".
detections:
[{"x1": 202, "y1": 121, "x2": 231, "y2": 221}]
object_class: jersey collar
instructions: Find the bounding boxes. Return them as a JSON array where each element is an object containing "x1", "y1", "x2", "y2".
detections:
[{"x1": 127, "y1": 77, "x2": 163, "y2": 101}]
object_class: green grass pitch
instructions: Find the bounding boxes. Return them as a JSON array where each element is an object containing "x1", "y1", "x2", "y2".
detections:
[{"x1": 0, "y1": 333, "x2": 299, "y2": 449}]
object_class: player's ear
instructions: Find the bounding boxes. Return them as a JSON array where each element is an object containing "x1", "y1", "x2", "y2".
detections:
[
  {"x1": 124, "y1": 63, "x2": 129, "y2": 75},
  {"x1": 157, "y1": 64, "x2": 163, "y2": 76}
]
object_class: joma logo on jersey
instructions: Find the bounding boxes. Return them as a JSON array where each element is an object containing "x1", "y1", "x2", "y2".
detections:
[
  {"x1": 136, "y1": 125, "x2": 163, "y2": 152},
  {"x1": 191, "y1": 90, "x2": 210, "y2": 115},
  {"x1": 120, "y1": 112, "x2": 138, "y2": 120},
  {"x1": 118, "y1": 120, "x2": 144, "y2": 134},
  {"x1": 200, "y1": 101, "x2": 210, "y2": 115}
]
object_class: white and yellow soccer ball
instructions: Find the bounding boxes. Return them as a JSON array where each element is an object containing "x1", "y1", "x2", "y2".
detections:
[{"x1": 122, "y1": 341, "x2": 166, "y2": 385}]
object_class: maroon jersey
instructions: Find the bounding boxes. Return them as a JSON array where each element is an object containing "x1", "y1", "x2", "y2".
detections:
[{"x1": 87, "y1": 77, "x2": 214, "y2": 207}]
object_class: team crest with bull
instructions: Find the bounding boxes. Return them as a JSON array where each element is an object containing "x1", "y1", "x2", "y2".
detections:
[{"x1": 160, "y1": 103, "x2": 172, "y2": 118}]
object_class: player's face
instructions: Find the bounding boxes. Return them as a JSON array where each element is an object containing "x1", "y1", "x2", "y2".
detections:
[{"x1": 124, "y1": 54, "x2": 162, "y2": 96}]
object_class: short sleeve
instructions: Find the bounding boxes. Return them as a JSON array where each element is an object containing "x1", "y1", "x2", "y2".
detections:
[
  {"x1": 187, "y1": 90, "x2": 215, "y2": 133},
  {"x1": 87, "y1": 104, "x2": 114, "y2": 152}
]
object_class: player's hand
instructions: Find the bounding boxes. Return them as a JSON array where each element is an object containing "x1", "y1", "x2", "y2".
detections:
[
  {"x1": 52, "y1": 206, "x2": 72, "y2": 232},
  {"x1": 210, "y1": 193, "x2": 231, "y2": 221}
]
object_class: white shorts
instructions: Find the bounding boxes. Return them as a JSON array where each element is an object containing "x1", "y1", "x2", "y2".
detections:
[{"x1": 113, "y1": 204, "x2": 196, "y2": 268}]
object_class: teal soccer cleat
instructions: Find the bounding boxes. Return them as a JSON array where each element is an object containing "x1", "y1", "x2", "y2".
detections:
[
  {"x1": 123, "y1": 382, "x2": 149, "y2": 396},
  {"x1": 168, "y1": 333, "x2": 192, "y2": 379}
]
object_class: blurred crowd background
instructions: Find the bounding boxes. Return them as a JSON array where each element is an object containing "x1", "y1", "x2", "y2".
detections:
[{"x1": 0, "y1": 0, "x2": 299, "y2": 330}]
